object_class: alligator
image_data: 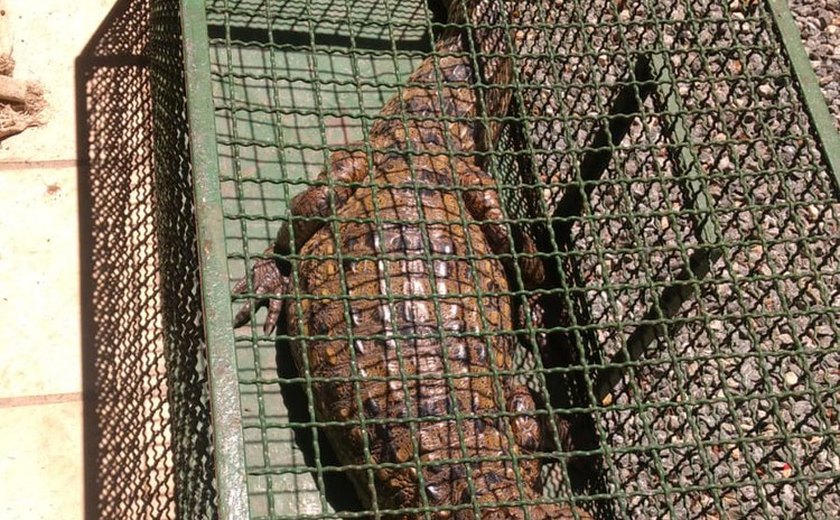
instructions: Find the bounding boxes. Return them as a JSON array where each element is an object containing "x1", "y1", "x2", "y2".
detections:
[{"x1": 233, "y1": 1, "x2": 591, "y2": 518}]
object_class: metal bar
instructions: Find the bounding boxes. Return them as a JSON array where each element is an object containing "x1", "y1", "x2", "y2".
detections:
[
  {"x1": 594, "y1": 51, "x2": 723, "y2": 402},
  {"x1": 592, "y1": 0, "x2": 840, "y2": 408},
  {"x1": 766, "y1": 0, "x2": 840, "y2": 196},
  {"x1": 179, "y1": 0, "x2": 249, "y2": 518},
  {"x1": 650, "y1": 52, "x2": 720, "y2": 247}
]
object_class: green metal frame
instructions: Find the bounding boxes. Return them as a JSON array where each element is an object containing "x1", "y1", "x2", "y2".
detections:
[
  {"x1": 174, "y1": 0, "x2": 840, "y2": 517},
  {"x1": 181, "y1": 0, "x2": 250, "y2": 517},
  {"x1": 767, "y1": 0, "x2": 840, "y2": 191}
]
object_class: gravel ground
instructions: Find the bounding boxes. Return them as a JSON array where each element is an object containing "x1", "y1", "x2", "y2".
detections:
[
  {"x1": 506, "y1": 1, "x2": 840, "y2": 518},
  {"x1": 791, "y1": 0, "x2": 840, "y2": 132}
]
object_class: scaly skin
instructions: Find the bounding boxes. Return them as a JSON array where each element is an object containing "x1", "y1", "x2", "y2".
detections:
[{"x1": 234, "y1": 1, "x2": 591, "y2": 518}]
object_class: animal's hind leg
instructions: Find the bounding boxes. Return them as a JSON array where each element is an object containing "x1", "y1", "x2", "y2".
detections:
[
  {"x1": 232, "y1": 147, "x2": 368, "y2": 333},
  {"x1": 277, "y1": 147, "x2": 369, "y2": 253},
  {"x1": 506, "y1": 385, "x2": 596, "y2": 520},
  {"x1": 456, "y1": 158, "x2": 545, "y2": 289},
  {"x1": 505, "y1": 384, "x2": 544, "y2": 491}
]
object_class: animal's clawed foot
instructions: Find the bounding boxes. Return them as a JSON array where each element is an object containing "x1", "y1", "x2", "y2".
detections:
[{"x1": 232, "y1": 247, "x2": 289, "y2": 334}]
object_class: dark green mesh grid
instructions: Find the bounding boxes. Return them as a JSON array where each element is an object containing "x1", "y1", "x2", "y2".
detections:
[
  {"x1": 79, "y1": 0, "x2": 217, "y2": 518},
  {"x1": 175, "y1": 0, "x2": 840, "y2": 517},
  {"x1": 150, "y1": 0, "x2": 219, "y2": 516}
]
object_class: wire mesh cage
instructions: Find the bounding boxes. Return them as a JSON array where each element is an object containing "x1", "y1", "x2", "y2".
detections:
[
  {"x1": 78, "y1": 0, "x2": 216, "y2": 518},
  {"x1": 149, "y1": 0, "x2": 840, "y2": 517}
]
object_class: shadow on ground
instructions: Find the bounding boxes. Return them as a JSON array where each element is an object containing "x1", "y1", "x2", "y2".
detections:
[{"x1": 76, "y1": 0, "x2": 215, "y2": 518}]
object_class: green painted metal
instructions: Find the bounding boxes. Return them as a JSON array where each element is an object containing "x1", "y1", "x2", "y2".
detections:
[
  {"x1": 767, "y1": 0, "x2": 840, "y2": 194},
  {"x1": 162, "y1": 0, "x2": 840, "y2": 518},
  {"x1": 595, "y1": 51, "x2": 724, "y2": 401},
  {"x1": 180, "y1": 0, "x2": 250, "y2": 518}
]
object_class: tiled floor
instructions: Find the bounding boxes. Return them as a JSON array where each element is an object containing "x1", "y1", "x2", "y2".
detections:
[
  {"x1": 0, "y1": 401, "x2": 83, "y2": 518},
  {"x1": 0, "y1": 1, "x2": 117, "y2": 518},
  {"x1": 0, "y1": 167, "x2": 81, "y2": 398}
]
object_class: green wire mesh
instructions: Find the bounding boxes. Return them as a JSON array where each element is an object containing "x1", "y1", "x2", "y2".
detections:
[
  {"x1": 174, "y1": 0, "x2": 840, "y2": 517},
  {"x1": 78, "y1": 0, "x2": 217, "y2": 518},
  {"x1": 150, "y1": 1, "x2": 220, "y2": 516}
]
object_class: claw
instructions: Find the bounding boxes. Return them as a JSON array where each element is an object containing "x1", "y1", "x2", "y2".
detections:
[
  {"x1": 232, "y1": 275, "x2": 249, "y2": 296},
  {"x1": 231, "y1": 247, "x2": 288, "y2": 333},
  {"x1": 233, "y1": 302, "x2": 252, "y2": 329},
  {"x1": 264, "y1": 296, "x2": 284, "y2": 335}
]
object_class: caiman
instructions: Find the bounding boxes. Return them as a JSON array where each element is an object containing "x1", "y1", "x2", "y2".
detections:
[{"x1": 233, "y1": 0, "x2": 591, "y2": 518}]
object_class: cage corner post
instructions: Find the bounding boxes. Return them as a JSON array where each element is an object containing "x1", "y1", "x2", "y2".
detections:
[
  {"x1": 765, "y1": 0, "x2": 840, "y2": 195},
  {"x1": 179, "y1": 0, "x2": 250, "y2": 518}
]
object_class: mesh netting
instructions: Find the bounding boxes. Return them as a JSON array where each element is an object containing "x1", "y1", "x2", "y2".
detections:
[
  {"x1": 79, "y1": 0, "x2": 216, "y2": 517},
  {"x1": 178, "y1": 0, "x2": 840, "y2": 517}
]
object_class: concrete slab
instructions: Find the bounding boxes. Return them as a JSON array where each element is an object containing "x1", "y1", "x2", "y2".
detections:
[
  {"x1": 0, "y1": 2, "x2": 117, "y2": 519},
  {"x1": 0, "y1": 166, "x2": 81, "y2": 398},
  {"x1": 0, "y1": 0, "x2": 117, "y2": 162},
  {"x1": 0, "y1": 400, "x2": 83, "y2": 520}
]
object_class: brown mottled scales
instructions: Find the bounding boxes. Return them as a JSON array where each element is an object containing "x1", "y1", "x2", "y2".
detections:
[{"x1": 233, "y1": 1, "x2": 590, "y2": 518}]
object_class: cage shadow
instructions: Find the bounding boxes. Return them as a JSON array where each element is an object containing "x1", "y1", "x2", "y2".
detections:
[
  {"x1": 76, "y1": 0, "x2": 216, "y2": 518},
  {"x1": 500, "y1": 53, "x2": 661, "y2": 519}
]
